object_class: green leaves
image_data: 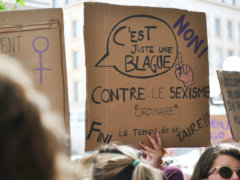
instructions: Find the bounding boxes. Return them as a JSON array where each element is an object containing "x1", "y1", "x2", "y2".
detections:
[
  {"x1": 0, "y1": 1, "x2": 6, "y2": 11},
  {"x1": 0, "y1": 0, "x2": 25, "y2": 11},
  {"x1": 17, "y1": 0, "x2": 25, "y2": 6}
]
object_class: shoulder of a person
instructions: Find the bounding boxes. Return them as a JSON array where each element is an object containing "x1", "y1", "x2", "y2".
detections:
[{"x1": 162, "y1": 166, "x2": 184, "y2": 180}]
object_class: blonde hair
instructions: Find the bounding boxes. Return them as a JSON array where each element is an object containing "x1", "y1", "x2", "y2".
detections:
[{"x1": 78, "y1": 143, "x2": 163, "y2": 180}]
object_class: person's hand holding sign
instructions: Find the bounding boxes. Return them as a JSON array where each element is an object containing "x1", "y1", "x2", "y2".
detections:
[
  {"x1": 140, "y1": 131, "x2": 166, "y2": 169},
  {"x1": 175, "y1": 52, "x2": 194, "y2": 87}
]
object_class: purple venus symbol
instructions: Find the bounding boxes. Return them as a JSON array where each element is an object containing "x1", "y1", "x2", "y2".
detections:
[{"x1": 32, "y1": 36, "x2": 52, "y2": 84}]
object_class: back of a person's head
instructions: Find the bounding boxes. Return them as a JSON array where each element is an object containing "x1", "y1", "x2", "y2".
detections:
[
  {"x1": 78, "y1": 143, "x2": 162, "y2": 180},
  {"x1": 191, "y1": 143, "x2": 240, "y2": 180},
  {"x1": 0, "y1": 56, "x2": 58, "y2": 180}
]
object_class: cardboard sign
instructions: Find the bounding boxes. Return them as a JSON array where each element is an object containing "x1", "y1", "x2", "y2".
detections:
[
  {"x1": 0, "y1": 9, "x2": 70, "y2": 134},
  {"x1": 217, "y1": 70, "x2": 240, "y2": 141},
  {"x1": 85, "y1": 3, "x2": 210, "y2": 150},
  {"x1": 210, "y1": 115, "x2": 231, "y2": 144}
]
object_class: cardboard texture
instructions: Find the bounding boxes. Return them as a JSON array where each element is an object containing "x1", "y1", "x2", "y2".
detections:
[
  {"x1": 0, "y1": 9, "x2": 70, "y2": 134},
  {"x1": 210, "y1": 115, "x2": 231, "y2": 145},
  {"x1": 85, "y1": 2, "x2": 210, "y2": 150},
  {"x1": 217, "y1": 70, "x2": 240, "y2": 142}
]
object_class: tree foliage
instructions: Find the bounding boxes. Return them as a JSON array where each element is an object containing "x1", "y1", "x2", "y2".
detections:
[{"x1": 0, "y1": 0, "x2": 25, "y2": 11}]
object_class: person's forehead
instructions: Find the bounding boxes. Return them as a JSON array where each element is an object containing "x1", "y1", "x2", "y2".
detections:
[{"x1": 212, "y1": 154, "x2": 240, "y2": 168}]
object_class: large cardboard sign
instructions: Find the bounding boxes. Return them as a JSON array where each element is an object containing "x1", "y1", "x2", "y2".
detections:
[
  {"x1": 210, "y1": 115, "x2": 231, "y2": 145},
  {"x1": 0, "y1": 9, "x2": 69, "y2": 134},
  {"x1": 85, "y1": 3, "x2": 210, "y2": 150},
  {"x1": 217, "y1": 70, "x2": 240, "y2": 141}
]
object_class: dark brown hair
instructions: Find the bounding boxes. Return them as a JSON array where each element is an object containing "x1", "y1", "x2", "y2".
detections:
[
  {"x1": 0, "y1": 58, "x2": 58, "y2": 180},
  {"x1": 191, "y1": 143, "x2": 240, "y2": 180}
]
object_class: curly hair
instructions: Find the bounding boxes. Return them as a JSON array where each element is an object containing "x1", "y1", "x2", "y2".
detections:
[{"x1": 191, "y1": 143, "x2": 240, "y2": 180}]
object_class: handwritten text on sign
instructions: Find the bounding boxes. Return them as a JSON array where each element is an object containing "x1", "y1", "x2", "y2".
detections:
[
  {"x1": 217, "y1": 71, "x2": 240, "y2": 141},
  {"x1": 85, "y1": 3, "x2": 210, "y2": 150},
  {"x1": 95, "y1": 14, "x2": 207, "y2": 78},
  {"x1": 210, "y1": 115, "x2": 231, "y2": 144},
  {"x1": 87, "y1": 111, "x2": 209, "y2": 144}
]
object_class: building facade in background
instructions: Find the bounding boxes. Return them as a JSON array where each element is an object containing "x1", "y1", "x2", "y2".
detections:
[
  {"x1": 6, "y1": 0, "x2": 53, "y2": 9},
  {"x1": 61, "y1": 0, "x2": 240, "y2": 155},
  {"x1": 62, "y1": 0, "x2": 240, "y2": 120},
  {"x1": 25, "y1": 0, "x2": 53, "y2": 8},
  {"x1": 10, "y1": 0, "x2": 240, "y2": 155}
]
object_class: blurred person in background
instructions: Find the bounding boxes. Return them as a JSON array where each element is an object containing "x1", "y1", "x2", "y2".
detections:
[
  {"x1": 0, "y1": 56, "x2": 79, "y2": 180},
  {"x1": 78, "y1": 142, "x2": 163, "y2": 180}
]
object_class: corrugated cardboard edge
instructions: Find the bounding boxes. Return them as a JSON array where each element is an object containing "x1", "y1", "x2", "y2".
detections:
[
  {"x1": 0, "y1": 20, "x2": 59, "y2": 33},
  {"x1": 217, "y1": 70, "x2": 239, "y2": 142},
  {"x1": 0, "y1": 8, "x2": 70, "y2": 146},
  {"x1": 217, "y1": 70, "x2": 234, "y2": 141},
  {"x1": 84, "y1": 2, "x2": 89, "y2": 151}
]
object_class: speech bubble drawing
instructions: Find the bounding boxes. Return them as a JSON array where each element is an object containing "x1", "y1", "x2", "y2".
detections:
[{"x1": 96, "y1": 14, "x2": 178, "y2": 78}]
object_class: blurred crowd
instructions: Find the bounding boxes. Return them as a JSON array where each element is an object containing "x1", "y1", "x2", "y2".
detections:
[{"x1": 1, "y1": 56, "x2": 240, "y2": 180}]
